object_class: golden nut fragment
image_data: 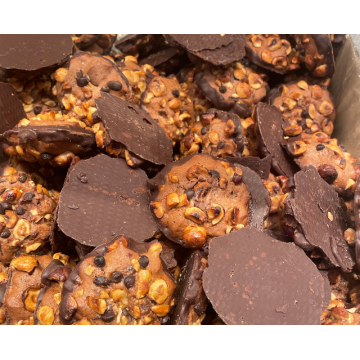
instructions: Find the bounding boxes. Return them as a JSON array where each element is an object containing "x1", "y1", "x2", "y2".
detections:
[
  {"x1": 344, "y1": 228, "x2": 356, "y2": 246},
  {"x1": 168, "y1": 98, "x2": 182, "y2": 110},
  {"x1": 284, "y1": 125, "x2": 302, "y2": 137},
  {"x1": 313, "y1": 64, "x2": 327, "y2": 77},
  {"x1": 291, "y1": 141, "x2": 307, "y2": 156},
  {"x1": 88, "y1": 297, "x2": 107, "y2": 314},
  {"x1": 183, "y1": 225, "x2": 207, "y2": 248},
  {"x1": 331, "y1": 307, "x2": 354, "y2": 323},
  {"x1": 23, "y1": 287, "x2": 41, "y2": 312},
  {"x1": 54, "y1": 68, "x2": 68, "y2": 82},
  {"x1": 5, "y1": 210, "x2": 18, "y2": 229},
  {"x1": 149, "y1": 279, "x2": 169, "y2": 305},
  {"x1": 267, "y1": 36, "x2": 282, "y2": 52},
  {"x1": 151, "y1": 305, "x2": 170, "y2": 317},
  {"x1": 148, "y1": 242, "x2": 162, "y2": 255},
  {"x1": 236, "y1": 82, "x2": 252, "y2": 98},
  {"x1": 185, "y1": 207, "x2": 207, "y2": 224},
  {"x1": 248, "y1": 73, "x2": 263, "y2": 89},
  {"x1": 207, "y1": 204, "x2": 225, "y2": 225},
  {"x1": 0, "y1": 188, "x2": 22, "y2": 203},
  {"x1": 281, "y1": 39, "x2": 292, "y2": 55},
  {"x1": 0, "y1": 272, "x2": 9, "y2": 283},
  {"x1": 272, "y1": 56, "x2": 287, "y2": 69},
  {"x1": 11, "y1": 256, "x2": 38, "y2": 272},
  {"x1": 219, "y1": 177, "x2": 228, "y2": 189},
  {"x1": 251, "y1": 35, "x2": 263, "y2": 48},
  {"x1": 149, "y1": 79, "x2": 166, "y2": 97},
  {"x1": 318, "y1": 100, "x2": 334, "y2": 116},
  {"x1": 261, "y1": 50, "x2": 273, "y2": 64},
  {"x1": 150, "y1": 201, "x2": 164, "y2": 219},
  {"x1": 136, "y1": 281, "x2": 150, "y2": 299},
  {"x1": 138, "y1": 270, "x2": 152, "y2": 283},
  {"x1": 311, "y1": 85, "x2": 324, "y2": 100},
  {"x1": 308, "y1": 103, "x2": 316, "y2": 119},
  {"x1": 289, "y1": 91, "x2": 303, "y2": 101},
  {"x1": 54, "y1": 293, "x2": 62, "y2": 305},
  {"x1": 283, "y1": 98, "x2": 297, "y2": 110},
  {"x1": 186, "y1": 164, "x2": 208, "y2": 180},
  {"x1": 37, "y1": 306, "x2": 55, "y2": 325},
  {"x1": 168, "y1": 172, "x2": 179, "y2": 183},
  {"x1": 228, "y1": 207, "x2": 240, "y2": 226},
  {"x1": 110, "y1": 289, "x2": 128, "y2": 305},
  {"x1": 233, "y1": 69, "x2": 245, "y2": 81},
  {"x1": 297, "y1": 80, "x2": 308, "y2": 91},
  {"x1": 166, "y1": 193, "x2": 180, "y2": 210},
  {"x1": 177, "y1": 193, "x2": 189, "y2": 207},
  {"x1": 13, "y1": 219, "x2": 31, "y2": 241}
]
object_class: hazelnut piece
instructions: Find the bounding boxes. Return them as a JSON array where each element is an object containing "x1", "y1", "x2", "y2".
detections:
[
  {"x1": 11, "y1": 256, "x2": 38, "y2": 272},
  {"x1": 284, "y1": 125, "x2": 302, "y2": 137},
  {"x1": 149, "y1": 79, "x2": 166, "y2": 97},
  {"x1": 236, "y1": 82, "x2": 251, "y2": 98},
  {"x1": 311, "y1": 85, "x2": 324, "y2": 100},
  {"x1": 319, "y1": 101, "x2": 334, "y2": 116},
  {"x1": 186, "y1": 164, "x2": 208, "y2": 180},
  {"x1": 248, "y1": 73, "x2": 263, "y2": 89},
  {"x1": 183, "y1": 225, "x2": 207, "y2": 248},
  {"x1": 88, "y1": 297, "x2": 107, "y2": 314},
  {"x1": 149, "y1": 279, "x2": 169, "y2": 305},
  {"x1": 207, "y1": 204, "x2": 225, "y2": 225},
  {"x1": 185, "y1": 207, "x2": 207, "y2": 224},
  {"x1": 166, "y1": 193, "x2": 180, "y2": 210},
  {"x1": 37, "y1": 306, "x2": 55, "y2": 325},
  {"x1": 23, "y1": 287, "x2": 41, "y2": 312},
  {"x1": 150, "y1": 202, "x2": 164, "y2": 219}
]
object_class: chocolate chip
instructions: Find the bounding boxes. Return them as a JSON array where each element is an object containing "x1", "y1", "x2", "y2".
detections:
[
  {"x1": 300, "y1": 48, "x2": 306, "y2": 56},
  {"x1": 23, "y1": 192, "x2": 35, "y2": 201},
  {"x1": 18, "y1": 173, "x2": 27, "y2": 183},
  {"x1": 194, "y1": 303, "x2": 205, "y2": 316},
  {"x1": 160, "y1": 315, "x2": 170, "y2": 324},
  {"x1": 125, "y1": 265, "x2": 136, "y2": 275},
  {"x1": 172, "y1": 90, "x2": 180, "y2": 98},
  {"x1": 109, "y1": 271, "x2": 123, "y2": 283},
  {"x1": 0, "y1": 228, "x2": 11, "y2": 238},
  {"x1": 186, "y1": 189, "x2": 195, "y2": 200},
  {"x1": 94, "y1": 256, "x2": 106, "y2": 268},
  {"x1": 1, "y1": 202, "x2": 12, "y2": 212},
  {"x1": 301, "y1": 110, "x2": 308, "y2": 118},
  {"x1": 101, "y1": 308, "x2": 115, "y2": 322},
  {"x1": 41, "y1": 153, "x2": 52, "y2": 161},
  {"x1": 217, "y1": 140, "x2": 226, "y2": 149},
  {"x1": 33, "y1": 106, "x2": 42, "y2": 115},
  {"x1": 138, "y1": 255, "x2": 149, "y2": 269},
  {"x1": 100, "y1": 86, "x2": 110, "y2": 93},
  {"x1": 219, "y1": 86, "x2": 227, "y2": 94},
  {"x1": 93, "y1": 276, "x2": 109, "y2": 287},
  {"x1": 76, "y1": 77, "x2": 89, "y2": 87},
  {"x1": 124, "y1": 275, "x2": 135, "y2": 289},
  {"x1": 316, "y1": 144, "x2": 325, "y2": 151},
  {"x1": 107, "y1": 81, "x2": 122, "y2": 91},
  {"x1": 232, "y1": 173, "x2": 243, "y2": 185},
  {"x1": 210, "y1": 170, "x2": 220, "y2": 179},
  {"x1": 15, "y1": 206, "x2": 26, "y2": 215}
]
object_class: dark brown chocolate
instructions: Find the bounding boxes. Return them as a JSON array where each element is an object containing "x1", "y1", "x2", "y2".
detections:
[
  {"x1": 115, "y1": 35, "x2": 165, "y2": 57},
  {"x1": 354, "y1": 176, "x2": 360, "y2": 268},
  {"x1": 226, "y1": 155, "x2": 272, "y2": 180},
  {"x1": 203, "y1": 226, "x2": 328, "y2": 324}
]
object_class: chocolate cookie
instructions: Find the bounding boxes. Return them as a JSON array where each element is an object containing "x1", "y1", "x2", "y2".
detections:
[
  {"x1": 283, "y1": 131, "x2": 358, "y2": 196},
  {"x1": 2, "y1": 112, "x2": 96, "y2": 167},
  {"x1": 71, "y1": 34, "x2": 116, "y2": 55},
  {"x1": 286, "y1": 166, "x2": 355, "y2": 272},
  {"x1": 180, "y1": 109, "x2": 244, "y2": 158},
  {"x1": 93, "y1": 92, "x2": 173, "y2": 167},
  {"x1": 3, "y1": 254, "x2": 53, "y2": 324},
  {"x1": 203, "y1": 226, "x2": 328, "y2": 325},
  {"x1": 34, "y1": 259, "x2": 72, "y2": 325},
  {"x1": 141, "y1": 75, "x2": 195, "y2": 145},
  {"x1": 164, "y1": 35, "x2": 246, "y2": 66},
  {"x1": 269, "y1": 80, "x2": 336, "y2": 136},
  {"x1": 0, "y1": 35, "x2": 74, "y2": 79},
  {"x1": 148, "y1": 154, "x2": 270, "y2": 249},
  {"x1": 171, "y1": 250, "x2": 208, "y2": 325},
  {"x1": 55, "y1": 51, "x2": 134, "y2": 127},
  {"x1": 0, "y1": 167, "x2": 57, "y2": 264},
  {"x1": 254, "y1": 103, "x2": 299, "y2": 177},
  {"x1": 57, "y1": 154, "x2": 158, "y2": 248},
  {"x1": 59, "y1": 236, "x2": 175, "y2": 325},
  {"x1": 115, "y1": 35, "x2": 165, "y2": 58},
  {"x1": 194, "y1": 61, "x2": 268, "y2": 118},
  {"x1": 0, "y1": 261, "x2": 8, "y2": 324}
]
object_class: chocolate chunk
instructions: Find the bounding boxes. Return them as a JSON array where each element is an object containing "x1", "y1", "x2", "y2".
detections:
[
  {"x1": 138, "y1": 255, "x2": 149, "y2": 269},
  {"x1": 109, "y1": 271, "x2": 123, "y2": 283},
  {"x1": 203, "y1": 227, "x2": 328, "y2": 324},
  {"x1": 58, "y1": 154, "x2": 157, "y2": 247},
  {"x1": 288, "y1": 166, "x2": 354, "y2": 271},
  {"x1": 124, "y1": 275, "x2": 135, "y2": 289},
  {"x1": 254, "y1": 103, "x2": 298, "y2": 177},
  {"x1": 107, "y1": 81, "x2": 122, "y2": 91},
  {"x1": 0, "y1": 35, "x2": 73, "y2": 78},
  {"x1": 171, "y1": 250, "x2": 208, "y2": 325},
  {"x1": 93, "y1": 276, "x2": 109, "y2": 287},
  {"x1": 138, "y1": 46, "x2": 179, "y2": 68},
  {"x1": 95, "y1": 93, "x2": 173, "y2": 165}
]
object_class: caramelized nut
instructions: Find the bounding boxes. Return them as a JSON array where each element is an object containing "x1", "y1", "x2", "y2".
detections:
[
  {"x1": 37, "y1": 306, "x2": 55, "y2": 325},
  {"x1": 183, "y1": 225, "x2": 206, "y2": 248},
  {"x1": 319, "y1": 101, "x2": 334, "y2": 116},
  {"x1": 149, "y1": 79, "x2": 166, "y2": 97},
  {"x1": 11, "y1": 256, "x2": 38, "y2": 272},
  {"x1": 149, "y1": 279, "x2": 169, "y2": 305},
  {"x1": 151, "y1": 305, "x2": 170, "y2": 317},
  {"x1": 207, "y1": 204, "x2": 225, "y2": 225},
  {"x1": 185, "y1": 207, "x2": 207, "y2": 224},
  {"x1": 150, "y1": 201, "x2": 164, "y2": 218},
  {"x1": 166, "y1": 193, "x2": 180, "y2": 209},
  {"x1": 236, "y1": 82, "x2": 251, "y2": 98},
  {"x1": 23, "y1": 287, "x2": 41, "y2": 312},
  {"x1": 284, "y1": 125, "x2": 302, "y2": 137},
  {"x1": 88, "y1": 297, "x2": 107, "y2": 314}
]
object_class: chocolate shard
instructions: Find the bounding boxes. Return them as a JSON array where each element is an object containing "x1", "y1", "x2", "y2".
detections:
[
  {"x1": 226, "y1": 155, "x2": 272, "y2": 180},
  {"x1": 138, "y1": 46, "x2": 179, "y2": 68},
  {"x1": 289, "y1": 165, "x2": 355, "y2": 272},
  {"x1": 165, "y1": 35, "x2": 245, "y2": 66},
  {"x1": 57, "y1": 154, "x2": 158, "y2": 247},
  {"x1": 203, "y1": 226, "x2": 328, "y2": 325},
  {"x1": 354, "y1": 176, "x2": 360, "y2": 268},
  {"x1": 254, "y1": 103, "x2": 299, "y2": 177},
  {"x1": 115, "y1": 35, "x2": 165, "y2": 58},
  {"x1": 0, "y1": 35, "x2": 73, "y2": 78},
  {"x1": 95, "y1": 93, "x2": 173, "y2": 165},
  {"x1": 171, "y1": 250, "x2": 208, "y2": 325}
]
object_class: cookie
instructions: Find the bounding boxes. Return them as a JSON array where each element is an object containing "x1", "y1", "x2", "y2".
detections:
[
  {"x1": 2, "y1": 112, "x2": 96, "y2": 167},
  {"x1": 57, "y1": 154, "x2": 158, "y2": 248},
  {"x1": 0, "y1": 167, "x2": 57, "y2": 264},
  {"x1": 3, "y1": 254, "x2": 53, "y2": 324},
  {"x1": 115, "y1": 35, "x2": 165, "y2": 58},
  {"x1": 71, "y1": 34, "x2": 116, "y2": 55},
  {"x1": 141, "y1": 75, "x2": 195, "y2": 145},
  {"x1": 180, "y1": 109, "x2": 244, "y2": 158},
  {"x1": 55, "y1": 51, "x2": 134, "y2": 127},
  {"x1": 286, "y1": 165, "x2": 355, "y2": 272},
  {"x1": 148, "y1": 154, "x2": 270, "y2": 249},
  {"x1": 203, "y1": 226, "x2": 328, "y2": 325},
  {"x1": 59, "y1": 236, "x2": 175, "y2": 325},
  {"x1": 170, "y1": 250, "x2": 208, "y2": 325},
  {"x1": 164, "y1": 34, "x2": 245, "y2": 66},
  {"x1": 194, "y1": 61, "x2": 268, "y2": 118},
  {"x1": 0, "y1": 35, "x2": 74, "y2": 79},
  {"x1": 93, "y1": 92, "x2": 173, "y2": 167},
  {"x1": 269, "y1": 80, "x2": 336, "y2": 136}
]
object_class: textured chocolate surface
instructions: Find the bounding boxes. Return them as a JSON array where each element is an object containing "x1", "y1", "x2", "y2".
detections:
[
  {"x1": 0, "y1": 35, "x2": 73, "y2": 77},
  {"x1": 203, "y1": 226, "x2": 327, "y2": 325},
  {"x1": 58, "y1": 154, "x2": 157, "y2": 247},
  {"x1": 138, "y1": 46, "x2": 179, "y2": 68},
  {"x1": 95, "y1": 93, "x2": 172, "y2": 165},
  {"x1": 290, "y1": 166, "x2": 354, "y2": 271},
  {"x1": 227, "y1": 155, "x2": 272, "y2": 180},
  {"x1": 353, "y1": 176, "x2": 360, "y2": 268},
  {"x1": 254, "y1": 103, "x2": 299, "y2": 177},
  {"x1": 115, "y1": 35, "x2": 164, "y2": 57}
]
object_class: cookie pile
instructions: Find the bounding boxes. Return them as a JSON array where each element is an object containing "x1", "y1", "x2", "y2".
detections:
[{"x1": 0, "y1": 33, "x2": 358, "y2": 325}]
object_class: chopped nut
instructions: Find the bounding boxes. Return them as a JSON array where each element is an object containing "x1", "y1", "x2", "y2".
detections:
[
  {"x1": 23, "y1": 287, "x2": 41, "y2": 312},
  {"x1": 283, "y1": 98, "x2": 296, "y2": 110},
  {"x1": 54, "y1": 293, "x2": 62, "y2": 305},
  {"x1": 219, "y1": 177, "x2": 228, "y2": 189},
  {"x1": 289, "y1": 91, "x2": 303, "y2": 101},
  {"x1": 319, "y1": 100, "x2": 334, "y2": 116},
  {"x1": 168, "y1": 98, "x2": 182, "y2": 110},
  {"x1": 183, "y1": 225, "x2": 207, "y2": 248},
  {"x1": 251, "y1": 35, "x2": 263, "y2": 48},
  {"x1": 236, "y1": 82, "x2": 252, "y2": 98},
  {"x1": 150, "y1": 201, "x2": 164, "y2": 218},
  {"x1": 228, "y1": 207, "x2": 240, "y2": 226},
  {"x1": 166, "y1": 192, "x2": 180, "y2": 210},
  {"x1": 148, "y1": 242, "x2": 162, "y2": 255},
  {"x1": 168, "y1": 172, "x2": 178, "y2": 183},
  {"x1": 328, "y1": 212, "x2": 333, "y2": 222},
  {"x1": 185, "y1": 207, "x2": 207, "y2": 224},
  {"x1": 331, "y1": 307, "x2": 354, "y2": 323},
  {"x1": 311, "y1": 85, "x2": 324, "y2": 100},
  {"x1": 289, "y1": 141, "x2": 307, "y2": 156},
  {"x1": 149, "y1": 79, "x2": 166, "y2": 97},
  {"x1": 151, "y1": 305, "x2": 170, "y2": 317},
  {"x1": 149, "y1": 279, "x2": 169, "y2": 305},
  {"x1": 88, "y1": 297, "x2": 107, "y2": 314},
  {"x1": 272, "y1": 56, "x2": 287, "y2": 69},
  {"x1": 248, "y1": 73, "x2": 263, "y2": 89},
  {"x1": 136, "y1": 281, "x2": 149, "y2": 299},
  {"x1": 207, "y1": 204, "x2": 225, "y2": 225},
  {"x1": 346, "y1": 179, "x2": 356, "y2": 190},
  {"x1": 11, "y1": 256, "x2": 38, "y2": 272},
  {"x1": 186, "y1": 164, "x2": 208, "y2": 180},
  {"x1": 13, "y1": 219, "x2": 31, "y2": 241},
  {"x1": 25, "y1": 243, "x2": 42, "y2": 254},
  {"x1": 344, "y1": 228, "x2": 356, "y2": 246},
  {"x1": 54, "y1": 68, "x2": 68, "y2": 82},
  {"x1": 284, "y1": 125, "x2": 302, "y2": 137},
  {"x1": 37, "y1": 306, "x2": 55, "y2": 325},
  {"x1": 261, "y1": 50, "x2": 273, "y2": 64},
  {"x1": 297, "y1": 81, "x2": 308, "y2": 91},
  {"x1": 85, "y1": 264, "x2": 95, "y2": 276}
]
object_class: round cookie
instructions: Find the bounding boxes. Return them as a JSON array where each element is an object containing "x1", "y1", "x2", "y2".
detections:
[
  {"x1": 269, "y1": 80, "x2": 336, "y2": 136},
  {"x1": 141, "y1": 75, "x2": 195, "y2": 145},
  {"x1": 2, "y1": 112, "x2": 96, "y2": 167},
  {"x1": 148, "y1": 154, "x2": 270, "y2": 249},
  {"x1": 180, "y1": 109, "x2": 244, "y2": 158},
  {"x1": 55, "y1": 51, "x2": 134, "y2": 127},
  {"x1": 59, "y1": 236, "x2": 176, "y2": 325},
  {"x1": 3, "y1": 254, "x2": 53, "y2": 324},
  {"x1": 194, "y1": 61, "x2": 268, "y2": 118},
  {"x1": 71, "y1": 34, "x2": 116, "y2": 55},
  {"x1": 203, "y1": 226, "x2": 329, "y2": 325},
  {"x1": 0, "y1": 167, "x2": 57, "y2": 264}
]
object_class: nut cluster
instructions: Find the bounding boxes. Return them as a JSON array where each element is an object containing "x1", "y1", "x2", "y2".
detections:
[{"x1": 71, "y1": 34, "x2": 115, "y2": 55}]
